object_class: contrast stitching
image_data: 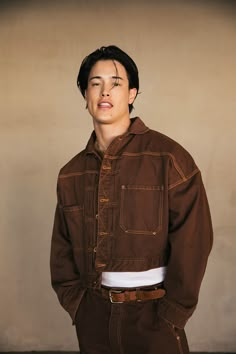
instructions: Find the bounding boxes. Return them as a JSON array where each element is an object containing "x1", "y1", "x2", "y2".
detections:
[
  {"x1": 122, "y1": 151, "x2": 171, "y2": 157},
  {"x1": 59, "y1": 170, "x2": 98, "y2": 179},
  {"x1": 118, "y1": 306, "x2": 123, "y2": 353},
  {"x1": 121, "y1": 185, "x2": 164, "y2": 191},
  {"x1": 112, "y1": 257, "x2": 145, "y2": 261},
  {"x1": 120, "y1": 183, "x2": 164, "y2": 235},
  {"x1": 161, "y1": 297, "x2": 192, "y2": 314},
  {"x1": 168, "y1": 168, "x2": 199, "y2": 190},
  {"x1": 122, "y1": 151, "x2": 187, "y2": 180},
  {"x1": 103, "y1": 155, "x2": 122, "y2": 160}
]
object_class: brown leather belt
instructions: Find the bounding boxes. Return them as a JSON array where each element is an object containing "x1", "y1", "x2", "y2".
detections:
[{"x1": 100, "y1": 286, "x2": 166, "y2": 303}]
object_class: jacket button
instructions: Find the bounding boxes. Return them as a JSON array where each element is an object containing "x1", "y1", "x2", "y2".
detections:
[
  {"x1": 99, "y1": 232, "x2": 109, "y2": 236},
  {"x1": 102, "y1": 165, "x2": 111, "y2": 170},
  {"x1": 99, "y1": 198, "x2": 109, "y2": 203},
  {"x1": 93, "y1": 247, "x2": 97, "y2": 253}
]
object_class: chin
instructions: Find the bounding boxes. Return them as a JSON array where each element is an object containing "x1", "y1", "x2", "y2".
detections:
[{"x1": 94, "y1": 115, "x2": 114, "y2": 124}]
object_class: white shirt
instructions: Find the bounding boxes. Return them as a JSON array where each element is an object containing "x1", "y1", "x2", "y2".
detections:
[{"x1": 101, "y1": 267, "x2": 167, "y2": 288}]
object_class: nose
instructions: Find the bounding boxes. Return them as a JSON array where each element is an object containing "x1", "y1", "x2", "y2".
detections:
[
  {"x1": 102, "y1": 90, "x2": 110, "y2": 97},
  {"x1": 101, "y1": 83, "x2": 110, "y2": 97}
]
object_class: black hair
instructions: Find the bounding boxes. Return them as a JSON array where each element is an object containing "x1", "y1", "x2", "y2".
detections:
[{"x1": 77, "y1": 45, "x2": 139, "y2": 113}]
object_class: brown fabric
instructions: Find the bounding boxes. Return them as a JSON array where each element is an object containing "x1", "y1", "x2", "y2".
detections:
[
  {"x1": 50, "y1": 117, "x2": 213, "y2": 328},
  {"x1": 100, "y1": 287, "x2": 166, "y2": 303},
  {"x1": 75, "y1": 288, "x2": 190, "y2": 354}
]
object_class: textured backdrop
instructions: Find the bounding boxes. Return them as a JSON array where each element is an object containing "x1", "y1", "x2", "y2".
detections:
[{"x1": 0, "y1": 0, "x2": 236, "y2": 352}]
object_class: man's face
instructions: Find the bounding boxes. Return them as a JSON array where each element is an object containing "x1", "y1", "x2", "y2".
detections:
[{"x1": 85, "y1": 60, "x2": 137, "y2": 126}]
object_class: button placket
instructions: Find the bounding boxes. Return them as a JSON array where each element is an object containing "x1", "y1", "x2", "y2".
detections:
[{"x1": 96, "y1": 157, "x2": 113, "y2": 267}]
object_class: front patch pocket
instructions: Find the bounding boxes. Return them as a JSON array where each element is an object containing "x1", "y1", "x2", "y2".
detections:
[{"x1": 120, "y1": 185, "x2": 164, "y2": 235}]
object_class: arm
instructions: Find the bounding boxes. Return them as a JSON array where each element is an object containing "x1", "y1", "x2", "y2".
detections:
[
  {"x1": 50, "y1": 193, "x2": 85, "y2": 323},
  {"x1": 157, "y1": 171, "x2": 213, "y2": 328}
]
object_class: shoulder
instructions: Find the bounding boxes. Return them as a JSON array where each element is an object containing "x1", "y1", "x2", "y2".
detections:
[
  {"x1": 144, "y1": 128, "x2": 199, "y2": 179},
  {"x1": 149, "y1": 128, "x2": 193, "y2": 156},
  {"x1": 58, "y1": 149, "x2": 87, "y2": 177}
]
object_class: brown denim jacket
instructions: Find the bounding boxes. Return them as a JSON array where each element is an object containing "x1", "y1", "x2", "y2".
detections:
[{"x1": 50, "y1": 117, "x2": 213, "y2": 328}]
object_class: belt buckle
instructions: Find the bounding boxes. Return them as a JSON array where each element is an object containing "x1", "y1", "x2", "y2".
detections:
[{"x1": 109, "y1": 289, "x2": 124, "y2": 303}]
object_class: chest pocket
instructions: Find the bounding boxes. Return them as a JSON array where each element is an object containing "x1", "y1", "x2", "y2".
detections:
[{"x1": 119, "y1": 185, "x2": 164, "y2": 236}]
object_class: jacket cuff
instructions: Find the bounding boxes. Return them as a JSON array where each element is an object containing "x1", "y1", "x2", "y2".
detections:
[{"x1": 157, "y1": 297, "x2": 195, "y2": 329}]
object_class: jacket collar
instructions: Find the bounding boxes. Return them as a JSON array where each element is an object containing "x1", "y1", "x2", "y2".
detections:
[{"x1": 85, "y1": 117, "x2": 149, "y2": 154}]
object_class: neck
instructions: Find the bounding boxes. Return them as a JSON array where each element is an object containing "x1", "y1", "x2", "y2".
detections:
[{"x1": 93, "y1": 118, "x2": 131, "y2": 152}]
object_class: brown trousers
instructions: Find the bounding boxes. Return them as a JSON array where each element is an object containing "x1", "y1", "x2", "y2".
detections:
[{"x1": 75, "y1": 288, "x2": 190, "y2": 354}]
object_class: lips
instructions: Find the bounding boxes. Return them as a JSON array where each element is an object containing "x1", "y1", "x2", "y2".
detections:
[{"x1": 98, "y1": 101, "x2": 113, "y2": 108}]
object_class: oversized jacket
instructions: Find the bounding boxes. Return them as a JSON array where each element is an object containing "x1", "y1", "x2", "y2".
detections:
[{"x1": 50, "y1": 117, "x2": 213, "y2": 329}]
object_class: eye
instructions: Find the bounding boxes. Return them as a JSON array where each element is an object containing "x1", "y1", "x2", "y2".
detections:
[
  {"x1": 92, "y1": 82, "x2": 100, "y2": 86},
  {"x1": 113, "y1": 82, "x2": 120, "y2": 87}
]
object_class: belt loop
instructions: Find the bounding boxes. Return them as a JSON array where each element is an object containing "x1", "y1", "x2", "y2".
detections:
[{"x1": 136, "y1": 289, "x2": 142, "y2": 302}]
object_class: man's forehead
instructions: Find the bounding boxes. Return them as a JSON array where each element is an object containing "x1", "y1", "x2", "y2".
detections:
[{"x1": 88, "y1": 59, "x2": 127, "y2": 79}]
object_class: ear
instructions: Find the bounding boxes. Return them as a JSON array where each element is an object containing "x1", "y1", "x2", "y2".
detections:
[
  {"x1": 84, "y1": 91, "x2": 88, "y2": 109},
  {"x1": 128, "y1": 88, "x2": 138, "y2": 104}
]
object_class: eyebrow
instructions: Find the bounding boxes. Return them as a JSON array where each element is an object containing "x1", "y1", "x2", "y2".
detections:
[{"x1": 89, "y1": 76, "x2": 123, "y2": 81}]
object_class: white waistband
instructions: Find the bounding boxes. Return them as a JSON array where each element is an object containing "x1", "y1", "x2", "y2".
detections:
[{"x1": 101, "y1": 267, "x2": 167, "y2": 288}]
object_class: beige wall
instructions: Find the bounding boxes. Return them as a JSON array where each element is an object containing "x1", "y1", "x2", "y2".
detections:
[{"x1": 0, "y1": 0, "x2": 236, "y2": 351}]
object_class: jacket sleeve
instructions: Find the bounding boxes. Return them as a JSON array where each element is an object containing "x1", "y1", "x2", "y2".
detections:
[
  {"x1": 157, "y1": 167, "x2": 213, "y2": 329},
  {"x1": 50, "y1": 188, "x2": 85, "y2": 324}
]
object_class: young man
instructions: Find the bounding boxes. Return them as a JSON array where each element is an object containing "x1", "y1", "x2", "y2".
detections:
[{"x1": 50, "y1": 45, "x2": 213, "y2": 354}]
